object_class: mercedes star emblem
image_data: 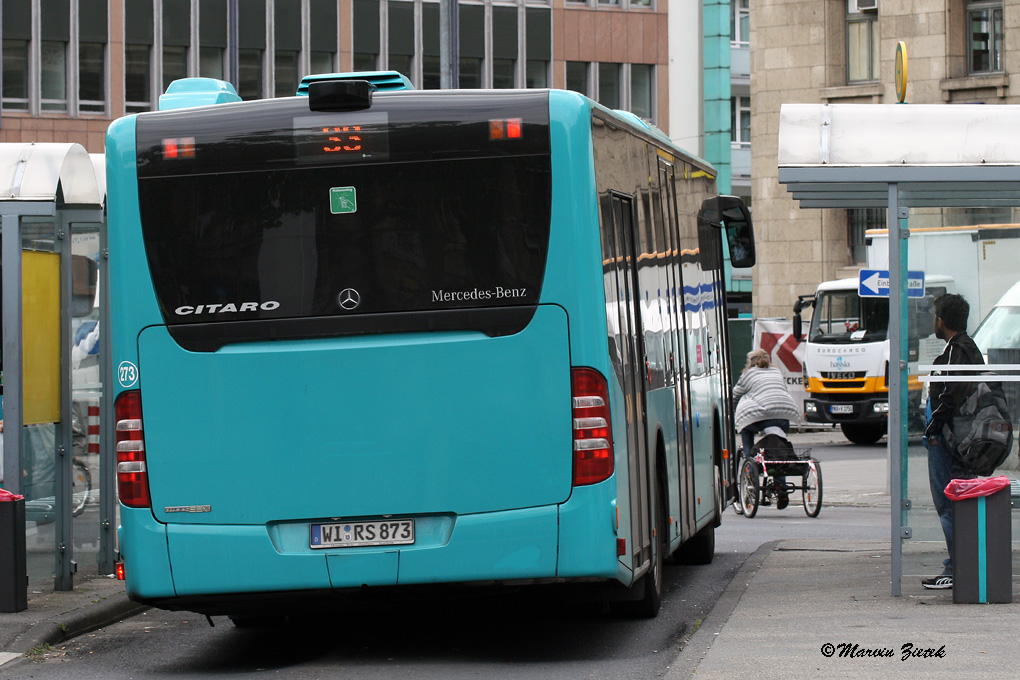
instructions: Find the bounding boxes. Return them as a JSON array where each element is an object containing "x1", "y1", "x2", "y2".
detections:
[{"x1": 338, "y1": 288, "x2": 361, "y2": 311}]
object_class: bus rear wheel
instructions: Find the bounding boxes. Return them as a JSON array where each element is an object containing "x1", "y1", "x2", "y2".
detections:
[{"x1": 840, "y1": 422, "x2": 886, "y2": 445}]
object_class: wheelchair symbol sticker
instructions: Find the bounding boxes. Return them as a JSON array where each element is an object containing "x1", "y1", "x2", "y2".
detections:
[{"x1": 118, "y1": 361, "x2": 139, "y2": 388}]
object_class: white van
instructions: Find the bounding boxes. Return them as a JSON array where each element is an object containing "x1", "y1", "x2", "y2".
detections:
[{"x1": 973, "y1": 280, "x2": 1020, "y2": 356}]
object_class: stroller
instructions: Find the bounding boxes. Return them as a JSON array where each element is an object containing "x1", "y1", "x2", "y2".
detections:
[{"x1": 734, "y1": 426, "x2": 823, "y2": 518}]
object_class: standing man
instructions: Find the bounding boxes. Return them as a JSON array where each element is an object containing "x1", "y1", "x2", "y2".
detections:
[{"x1": 922, "y1": 293, "x2": 982, "y2": 590}]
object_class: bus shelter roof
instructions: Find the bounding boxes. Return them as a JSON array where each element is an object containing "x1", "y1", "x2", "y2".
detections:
[
  {"x1": 0, "y1": 142, "x2": 104, "y2": 207},
  {"x1": 777, "y1": 104, "x2": 1020, "y2": 208}
]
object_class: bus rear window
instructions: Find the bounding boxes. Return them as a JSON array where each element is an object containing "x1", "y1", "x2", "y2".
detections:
[{"x1": 137, "y1": 154, "x2": 551, "y2": 347}]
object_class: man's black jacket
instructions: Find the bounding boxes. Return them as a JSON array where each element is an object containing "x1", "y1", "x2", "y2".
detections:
[{"x1": 926, "y1": 332, "x2": 984, "y2": 439}]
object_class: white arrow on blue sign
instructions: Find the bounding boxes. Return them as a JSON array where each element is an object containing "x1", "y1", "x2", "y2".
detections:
[{"x1": 858, "y1": 269, "x2": 925, "y2": 298}]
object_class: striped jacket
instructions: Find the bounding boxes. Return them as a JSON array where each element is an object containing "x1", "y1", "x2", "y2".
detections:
[{"x1": 732, "y1": 366, "x2": 801, "y2": 432}]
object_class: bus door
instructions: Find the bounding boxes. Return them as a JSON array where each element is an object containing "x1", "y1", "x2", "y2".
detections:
[
  {"x1": 658, "y1": 160, "x2": 697, "y2": 537},
  {"x1": 606, "y1": 192, "x2": 653, "y2": 574}
]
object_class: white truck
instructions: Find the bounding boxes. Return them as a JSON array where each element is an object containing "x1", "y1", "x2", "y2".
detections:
[{"x1": 792, "y1": 224, "x2": 1020, "y2": 445}]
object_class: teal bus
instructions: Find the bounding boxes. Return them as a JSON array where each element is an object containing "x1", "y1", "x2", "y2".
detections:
[{"x1": 107, "y1": 73, "x2": 755, "y2": 621}]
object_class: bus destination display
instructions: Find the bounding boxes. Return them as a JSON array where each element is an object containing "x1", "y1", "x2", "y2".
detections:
[{"x1": 294, "y1": 113, "x2": 389, "y2": 162}]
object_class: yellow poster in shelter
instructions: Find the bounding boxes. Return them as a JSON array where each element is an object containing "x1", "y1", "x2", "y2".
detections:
[{"x1": 22, "y1": 250, "x2": 60, "y2": 425}]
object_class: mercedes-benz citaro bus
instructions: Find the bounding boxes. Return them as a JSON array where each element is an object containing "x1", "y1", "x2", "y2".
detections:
[{"x1": 107, "y1": 72, "x2": 755, "y2": 623}]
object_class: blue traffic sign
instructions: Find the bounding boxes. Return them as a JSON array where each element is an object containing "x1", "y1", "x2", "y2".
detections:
[{"x1": 858, "y1": 269, "x2": 925, "y2": 298}]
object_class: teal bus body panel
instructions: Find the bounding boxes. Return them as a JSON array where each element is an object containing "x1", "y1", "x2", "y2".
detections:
[
  {"x1": 544, "y1": 91, "x2": 611, "y2": 376},
  {"x1": 556, "y1": 479, "x2": 619, "y2": 579},
  {"x1": 105, "y1": 116, "x2": 167, "y2": 375},
  {"x1": 396, "y1": 505, "x2": 558, "y2": 584},
  {"x1": 163, "y1": 504, "x2": 562, "y2": 595},
  {"x1": 117, "y1": 508, "x2": 175, "y2": 600},
  {"x1": 136, "y1": 306, "x2": 572, "y2": 525},
  {"x1": 167, "y1": 524, "x2": 330, "y2": 596}
]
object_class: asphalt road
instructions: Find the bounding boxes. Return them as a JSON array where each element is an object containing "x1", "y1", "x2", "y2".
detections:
[{"x1": 2, "y1": 440, "x2": 891, "y2": 680}]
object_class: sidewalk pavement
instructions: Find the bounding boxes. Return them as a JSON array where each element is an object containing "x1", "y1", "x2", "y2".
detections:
[
  {"x1": 2, "y1": 427, "x2": 1017, "y2": 678},
  {"x1": 0, "y1": 573, "x2": 145, "y2": 664},
  {"x1": 666, "y1": 537, "x2": 1020, "y2": 679}
]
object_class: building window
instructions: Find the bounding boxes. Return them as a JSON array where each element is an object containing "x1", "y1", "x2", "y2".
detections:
[
  {"x1": 731, "y1": 95, "x2": 750, "y2": 146},
  {"x1": 459, "y1": 4, "x2": 484, "y2": 88},
  {"x1": 388, "y1": 1, "x2": 414, "y2": 81},
  {"x1": 598, "y1": 62, "x2": 621, "y2": 109},
  {"x1": 79, "y1": 0, "x2": 107, "y2": 114},
  {"x1": 125, "y1": 45, "x2": 152, "y2": 112},
  {"x1": 566, "y1": 61, "x2": 588, "y2": 96},
  {"x1": 238, "y1": 0, "x2": 265, "y2": 100},
  {"x1": 41, "y1": 41, "x2": 68, "y2": 112},
  {"x1": 353, "y1": 0, "x2": 380, "y2": 72},
  {"x1": 630, "y1": 64, "x2": 653, "y2": 120},
  {"x1": 968, "y1": 0, "x2": 1003, "y2": 73},
  {"x1": 731, "y1": 0, "x2": 749, "y2": 46},
  {"x1": 78, "y1": 42, "x2": 105, "y2": 113},
  {"x1": 2, "y1": 1, "x2": 30, "y2": 110},
  {"x1": 492, "y1": 6, "x2": 518, "y2": 88},
  {"x1": 846, "y1": 9, "x2": 878, "y2": 83},
  {"x1": 2, "y1": 40, "x2": 30, "y2": 110},
  {"x1": 848, "y1": 208, "x2": 885, "y2": 264},
  {"x1": 274, "y1": 0, "x2": 301, "y2": 97},
  {"x1": 200, "y1": 0, "x2": 228, "y2": 80},
  {"x1": 526, "y1": 8, "x2": 551, "y2": 88},
  {"x1": 309, "y1": 0, "x2": 338, "y2": 75}
]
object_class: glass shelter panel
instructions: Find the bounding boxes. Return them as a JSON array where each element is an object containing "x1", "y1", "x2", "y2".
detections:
[
  {"x1": 19, "y1": 218, "x2": 61, "y2": 587},
  {"x1": 893, "y1": 218, "x2": 1020, "y2": 593},
  {"x1": 70, "y1": 224, "x2": 103, "y2": 572}
]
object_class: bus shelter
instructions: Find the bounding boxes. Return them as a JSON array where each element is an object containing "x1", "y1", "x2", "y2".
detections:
[
  {"x1": 778, "y1": 103, "x2": 1020, "y2": 595},
  {"x1": 0, "y1": 142, "x2": 113, "y2": 605}
]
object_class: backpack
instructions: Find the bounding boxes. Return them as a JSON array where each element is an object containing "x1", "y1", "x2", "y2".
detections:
[{"x1": 943, "y1": 375, "x2": 1015, "y2": 476}]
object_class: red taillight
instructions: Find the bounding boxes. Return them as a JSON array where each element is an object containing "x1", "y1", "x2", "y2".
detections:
[
  {"x1": 572, "y1": 367, "x2": 614, "y2": 486},
  {"x1": 115, "y1": 561, "x2": 126, "y2": 581},
  {"x1": 115, "y1": 390, "x2": 151, "y2": 508}
]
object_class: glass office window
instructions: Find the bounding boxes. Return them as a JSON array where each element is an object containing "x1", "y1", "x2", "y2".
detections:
[
  {"x1": 353, "y1": 0, "x2": 380, "y2": 72},
  {"x1": 2, "y1": 2, "x2": 30, "y2": 108},
  {"x1": 275, "y1": 0, "x2": 301, "y2": 96},
  {"x1": 41, "y1": 0, "x2": 70, "y2": 112},
  {"x1": 310, "y1": 0, "x2": 339, "y2": 75},
  {"x1": 526, "y1": 8, "x2": 550, "y2": 88},
  {"x1": 78, "y1": 43, "x2": 105, "y2": 112},
  {"x1": 389, "y1": 1, "x2": 414, "y2": 79},
  {"x1": 238, "y1": 0, "x2": 265, "y2": 100},
  {"x1": 125, "y1": 0, "x2": 154, "y2": 111},
  {"x1": 631, "y1": 64, "x2": 652, "y2": 119},
  {"x1": 459, "y1": 4, "x2": 484, "y2": 88},
  {"x1": 163, "y1": 0, "x2": 191, "y2": 92},
  {"x1": 731, "y1": 0, "x2": 749, "y2": 45},
  {"x1": 421, "y1": 1, "x2": 441, "y2": 89},
  {"x1": 79, "y1": 0, "x2": 107, "y2": 113},
  {"x1": 731, "y1": 95, "x2": 750, "y2": 146},
  {"x1": 492, "y1": 6, "x2": 518, "y2": 88},
  {"x1": 846, "y1": 14, "x2": 878, "y2": 82},
  {"x1": 598, "y1": 62, "x2": 620, "y2": 109},
  {"x1": 200, "y1": 0, "x2": 227, "y2": 79},
  {"x1": 968, "y1": 1, "x2": 1003, "y2": 73},
  {"x1": 2, "y1": 40, "x2": 30, "y2": 110},
  {"x1": 41, "y1": 41, "x2": 68, "y2": 111},
  {"x1": 566, "y1": 61, "x2": 588, "y2": 95}
]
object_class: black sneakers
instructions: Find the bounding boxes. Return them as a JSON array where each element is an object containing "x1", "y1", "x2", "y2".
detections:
[
  {"x1": 776, "y1": 494, "x2": 789, "y2": 510},
  {"x1": 921, "y1": 575, "x2": 953, "y2": 589}
]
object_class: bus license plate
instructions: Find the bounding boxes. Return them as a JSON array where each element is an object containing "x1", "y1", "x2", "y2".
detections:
[
  {"x1": 310, "y1": 519, "x2": 415, "y2": 549},
  {"x1": 830, "y1": 405, "x2": 854, "y2": 414}
]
